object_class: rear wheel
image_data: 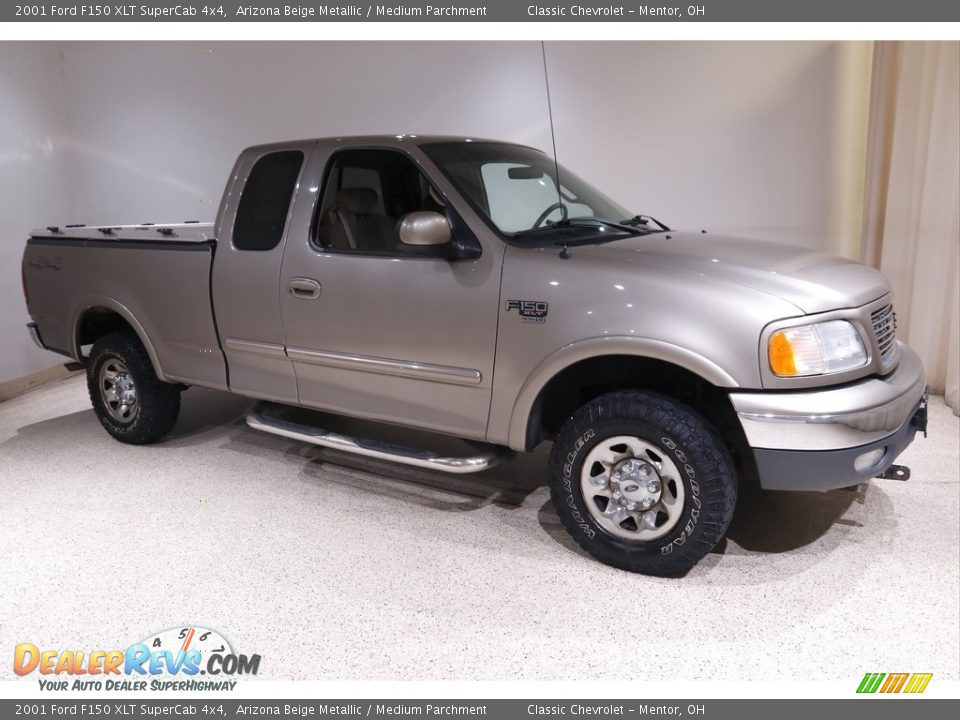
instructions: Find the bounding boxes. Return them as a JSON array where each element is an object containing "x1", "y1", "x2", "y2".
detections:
[
  {"x1": 87, "y1": 331, "x2": 181, "y2": 444},
  {"x1": 547, "y1": 390, "x2": 737, "y2": 575}
]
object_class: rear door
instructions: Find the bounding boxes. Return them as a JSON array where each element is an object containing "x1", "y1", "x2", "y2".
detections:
[
  {"x1": 278, "y1": 143, "x2": 503, "y2": 439},
  {"x1": 212, "y1": 144, "x2": 308, "y2": 403}
]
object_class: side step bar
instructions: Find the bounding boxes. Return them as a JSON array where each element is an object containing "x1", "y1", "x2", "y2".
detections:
[{"x1": 245, "y1": 405, "x2": 512, "y2": 474}]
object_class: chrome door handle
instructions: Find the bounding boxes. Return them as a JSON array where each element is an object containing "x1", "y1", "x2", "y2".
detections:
[{"x1": 288, "y1": 278, "x2": 321, "y2": 299}]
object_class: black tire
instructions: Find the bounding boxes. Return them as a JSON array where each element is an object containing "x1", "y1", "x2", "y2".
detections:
[
  {"x1": 548, "y1": 390, "x2": 737, "y2": 576},
  {"x1": 86, "y1": 331, "x2": 181, "y2": 445}
]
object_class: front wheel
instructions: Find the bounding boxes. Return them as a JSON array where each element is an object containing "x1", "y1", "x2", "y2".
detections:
[
  {"x1": 548, "y1": 390, "x2": 737, "y2": 575},
  {"x1": 87, "y1": 331, "x2": 181, "y2": 445}
]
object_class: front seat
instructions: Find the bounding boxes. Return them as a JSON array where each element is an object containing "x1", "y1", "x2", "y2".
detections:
[{"x1": 318, "y1": 187, "x2": 396, "y2": 252}]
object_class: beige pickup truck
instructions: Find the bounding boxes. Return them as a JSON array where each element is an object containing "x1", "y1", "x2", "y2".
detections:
[{"x1": 22, "y1": 136, "x2": 927, "y2": 575}]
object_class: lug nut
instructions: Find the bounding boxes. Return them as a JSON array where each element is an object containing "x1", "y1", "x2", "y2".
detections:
[
  {"x1": 641, "y1": 498, "x2": 654, "y2": 509},
  {"x1": 647, "y1": 480, "x2": 661, "y2": 493}
]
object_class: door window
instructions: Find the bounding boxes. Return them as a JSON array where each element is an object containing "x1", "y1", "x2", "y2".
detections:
[{"x1": 315, "y1": 150, "x2": 446, "y2": 254}]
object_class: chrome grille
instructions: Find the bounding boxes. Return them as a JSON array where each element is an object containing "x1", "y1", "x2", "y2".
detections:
[{"x1": 871, "y1": 304, "x2": 897, "y2": 364}]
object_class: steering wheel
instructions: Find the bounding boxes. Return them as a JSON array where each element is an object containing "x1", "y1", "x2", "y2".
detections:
[{"x1": 532, "y1": 202, "x2": 568, "y2": 229}]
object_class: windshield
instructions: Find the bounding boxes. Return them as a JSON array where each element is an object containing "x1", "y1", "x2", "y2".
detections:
[{"x1": 422, "y1": 142, "x2": 635, "y2": 238}]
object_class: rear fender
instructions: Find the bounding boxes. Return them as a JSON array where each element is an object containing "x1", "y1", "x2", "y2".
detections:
[{"x1": 70, "y1": 296, "x2": 168, "y2": 382}]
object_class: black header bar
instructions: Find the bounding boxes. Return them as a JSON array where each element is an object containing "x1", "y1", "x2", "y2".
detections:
[
  {"x1": 5, "y1": 1, "x2": 960, "y2": 22},
  {"x1": 0, "y1": 699, "x2": 957, "y2": 719}
]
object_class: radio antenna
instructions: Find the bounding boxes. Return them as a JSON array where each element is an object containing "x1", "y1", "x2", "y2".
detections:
[{"x1": 540, "y1": 42, "x2": 564, "y2": 218}]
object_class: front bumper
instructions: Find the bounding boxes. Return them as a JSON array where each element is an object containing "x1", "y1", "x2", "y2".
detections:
[{"x1": 730, "y1": 343, "x2": 927, "y2": 491}]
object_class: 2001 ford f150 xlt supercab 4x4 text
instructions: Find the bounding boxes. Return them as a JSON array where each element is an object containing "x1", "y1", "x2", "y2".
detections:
[{"x1": 22, "y1": 136, "x2": 928, "y2": 575}]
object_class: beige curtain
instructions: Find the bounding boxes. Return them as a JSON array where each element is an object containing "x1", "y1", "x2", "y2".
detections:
[{"x1": 862, "y1": 41, "x2": 960, "y2": 414}]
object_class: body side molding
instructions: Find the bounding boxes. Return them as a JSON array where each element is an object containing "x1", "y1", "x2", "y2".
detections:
[{"x1": 285, "y1": 346, "x2": 482, "y2": 386}]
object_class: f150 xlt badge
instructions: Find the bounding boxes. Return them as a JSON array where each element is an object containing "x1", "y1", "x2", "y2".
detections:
[{"x1": 506, "y1": 300, "x2": 548, "y2": 323}]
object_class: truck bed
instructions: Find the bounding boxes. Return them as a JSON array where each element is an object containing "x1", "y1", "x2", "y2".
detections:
[
  {"x1": 23, "y1": 220, "x2": 227, "y2": 392},
  {"x1": 30, "y1": 222, "x2": 215, "y2": 244}
]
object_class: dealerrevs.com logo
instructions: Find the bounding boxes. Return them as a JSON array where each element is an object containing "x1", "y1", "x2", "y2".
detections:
[{"x1": 14, "y1": 626, "x2": 260, "y2": 691}]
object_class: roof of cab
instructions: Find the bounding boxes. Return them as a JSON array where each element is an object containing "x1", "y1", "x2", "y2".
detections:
[{"x1": 240, "y1": 135, "x2": 543, "y2": 155}]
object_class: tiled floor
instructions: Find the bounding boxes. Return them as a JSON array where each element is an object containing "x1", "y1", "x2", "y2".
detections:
[{"x1": 1, "y1": 376, "x2": 957, "y2": 681}]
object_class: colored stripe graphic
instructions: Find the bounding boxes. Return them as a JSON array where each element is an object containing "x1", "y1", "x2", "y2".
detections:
[
  {"x1": 880, "y1": 673, "x2": 909, "y2": 693},
  {"x1": 857, "y1": 672, "x2": 932, "y2": 694},
  {"x1": 857, "y1": 673, "x2": 885, "y2": 693},
  {"x1": 903, "y1": 673, "x2": 933, "y2": 694}
]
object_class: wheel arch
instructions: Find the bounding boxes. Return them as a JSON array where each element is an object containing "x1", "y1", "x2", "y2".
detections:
[
  {"x1": 71, "y1": 297, "x2": 169, "y2": 382},
  {"x1": 507, "y1": 338, "x2": 745, "y2": 453}
]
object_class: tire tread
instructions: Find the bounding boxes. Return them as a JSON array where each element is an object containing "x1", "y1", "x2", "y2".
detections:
[
  {"x1": 548, "y1": 390, "x2": 737, "y2": 575},
  {"x1": 86, "y1": 331, "x2": 181, "y2": 445}
]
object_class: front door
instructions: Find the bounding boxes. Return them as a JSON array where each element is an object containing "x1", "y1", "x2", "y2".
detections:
[{"x1": 278, "y1": 147, "x2": 501, "y2": 439}]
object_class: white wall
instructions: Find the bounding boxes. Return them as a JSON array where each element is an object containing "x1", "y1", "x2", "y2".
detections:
[
  {"x1": 0, "y1": 43, "x2": 77, "y2": 384},
  {"x1": 1, "y1": 41, "x2": 874, "y2": 384},
  {"x1": 547, "y1": 42, "x2": 873, "y2": 254},
  {"x1": 56, "y1": 42, "x2": 554, "y2": 224}
]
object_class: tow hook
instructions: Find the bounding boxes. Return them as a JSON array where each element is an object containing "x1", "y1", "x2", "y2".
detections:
[
  {"x1": 912, "y1": 392, "x2": 929, "y2": 438},
  {"x1": 877, "y1": 465, "x2": 910, "y2": 481}
]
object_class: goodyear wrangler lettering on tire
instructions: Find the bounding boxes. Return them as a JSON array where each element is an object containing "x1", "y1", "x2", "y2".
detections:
[
  {"x1": 562, "y1": 429, "x2": 597, "y2": 538},
  {"x1": 547, "y1": 390, "x2": 737, "y2": 575},
  {"x1": 661, "y1": 436, "x2": 697, "y2": 479},
  {"x1": 658, "y1": 435, "x2": 701, "y2": 556},
  {"x1": 562, "y1": 430, "x2": 595, "y2": 488},
  {"x1": 566, "y1": 495, "x2": 596, "y2": 538}
]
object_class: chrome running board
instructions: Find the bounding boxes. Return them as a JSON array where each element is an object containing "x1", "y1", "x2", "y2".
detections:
[{"x1": 245, "y1": 404, "x2": 511, "y2": 474}]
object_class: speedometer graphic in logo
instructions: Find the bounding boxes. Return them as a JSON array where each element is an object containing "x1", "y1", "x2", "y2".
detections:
[{"x1": 138, "y1": 626, "x2": 233, "y2": 674}]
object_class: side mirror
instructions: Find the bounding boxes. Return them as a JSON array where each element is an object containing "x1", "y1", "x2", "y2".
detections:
[{"x1": 399, "y1": 211, "x2": 452, "y2": 247}]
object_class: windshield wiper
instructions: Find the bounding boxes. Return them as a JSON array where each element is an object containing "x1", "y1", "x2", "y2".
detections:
[
  {"x1": 620, "y1": 214, "x2": 671, "y2": 232},
  {"x1": 512, "y1": 218, "x2": 648, "y2": 240}
]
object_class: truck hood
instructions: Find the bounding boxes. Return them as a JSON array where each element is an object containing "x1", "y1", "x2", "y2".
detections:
[{"x1": 575, "y1": 231, "x2": 890, "y2": 314}]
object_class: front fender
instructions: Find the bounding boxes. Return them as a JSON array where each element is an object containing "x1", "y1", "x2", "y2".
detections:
[{"x1": 502, "y1": 336, "x2": 739, "y2": 450}]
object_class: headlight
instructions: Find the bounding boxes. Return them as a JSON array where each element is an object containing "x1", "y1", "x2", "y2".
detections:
[{"x1": 768, "y1": 320, "x2": 867, "y2": 377}]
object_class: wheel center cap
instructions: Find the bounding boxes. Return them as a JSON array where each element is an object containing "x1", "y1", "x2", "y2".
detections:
[
  {"x1": 612, "y1": 459, "x2": 662, "y2": 507},
  {"x1": 116, "y1": 375, "x2": 136, "y2": 402}
]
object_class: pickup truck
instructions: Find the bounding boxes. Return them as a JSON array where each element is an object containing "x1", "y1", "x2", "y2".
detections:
[{"x1": 22, "y1": 135, "x2": 928, "y2": 575}]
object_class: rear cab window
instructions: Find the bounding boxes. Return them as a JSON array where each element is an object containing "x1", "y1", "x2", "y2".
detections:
[{"x1": 233, "y1": 150, "x2": 304, "y2": 251}]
